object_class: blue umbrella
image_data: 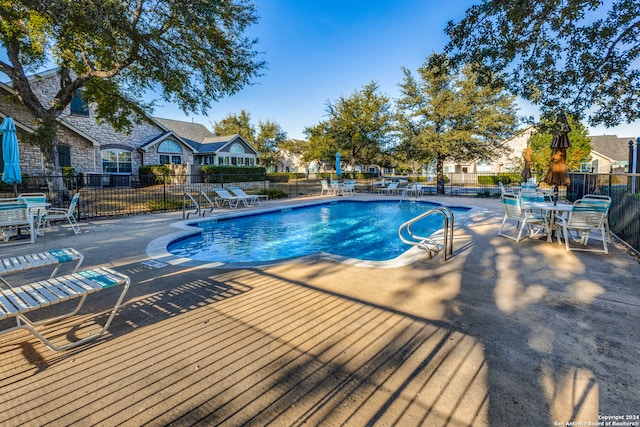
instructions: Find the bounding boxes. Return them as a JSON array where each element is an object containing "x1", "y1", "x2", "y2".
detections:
[
  {"x1": 335, "y1": 151, "x2": 342, "y2": 177},
  {"x1": 1, "y1": 117, "x2": 22, "y2": 187}
]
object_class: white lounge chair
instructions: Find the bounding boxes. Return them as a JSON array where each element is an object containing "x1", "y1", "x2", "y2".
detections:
[
  {"x1": 229, "y1": 187, "x2": 268, "y2": 205},
  {"x1": 377, "y1": 181, "x2": 399, "y2": 195},
  {"x1": 44, "y1": 193, "x2": 81, "y2": 234},
  {"x1": 213, "y1": 188, "x2": 241, "y2": 208},
  {"x1": 498, "y1": 193, "x2": 548, "y2": 242},
  {"x1": 0, "y1": 263, "x2": 130, "y2": 351}
]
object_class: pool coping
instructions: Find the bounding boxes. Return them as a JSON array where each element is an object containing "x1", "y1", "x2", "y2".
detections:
[{"x1": 145, "y1": 195, "x2": 486, "y2": 269}]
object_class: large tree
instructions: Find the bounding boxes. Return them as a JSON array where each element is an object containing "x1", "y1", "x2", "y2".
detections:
[
  {"x1": 0, "y1": 0, "x2": 264, "y2": 180},
  {"x1": 445, "y1": 0, "x2": 640, "y2": 127},
  {"x1": 212, "y1": 109, "x2": 288, "y2": 170},
  {"x1": 304, "y1": 82, "x2": 395, "y2": 177},
  {"x1": 396, "y1": 53, "x2": 519, "y2": 194}
]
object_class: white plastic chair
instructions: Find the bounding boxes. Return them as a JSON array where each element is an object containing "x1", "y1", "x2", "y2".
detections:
[
  {"x1": 45, "y1": 193, "x2": 80, "y2": 234},
  {"x1": 498, "y1": 193, "x2": 548, "y2": 242}
]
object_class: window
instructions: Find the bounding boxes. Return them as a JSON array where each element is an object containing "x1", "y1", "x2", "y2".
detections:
[
  {"x1": 102, "y1": 149, "x2": 132, "y2": 173},
  {"x1": 158, "y1": 140, "x2": 182, "y2": 165},
  {"x1": 230, "y1": 143, "x2": 245, "y2": 154},
  {"x1": 70, "y1": 90, "x2": 90, "y2": 116},
  {"x1": 477, "y1": 160, "x2": 491, "y2": 173},
  {"x1": 160, "y1": 155, "x2": 182, "y2": 165},
  {"x1": 58, "y1": 145, "x2": 71, "y2": 168}
]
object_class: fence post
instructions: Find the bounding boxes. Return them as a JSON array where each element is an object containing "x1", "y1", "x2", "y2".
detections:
[{"x1": 163, "y1": 173, "x2": 167, "y2": 211}]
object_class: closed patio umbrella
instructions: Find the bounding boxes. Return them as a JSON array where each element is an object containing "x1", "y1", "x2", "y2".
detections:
[
  {"x1": 1, "y1": 117, "x2": 22, "y2": 195},
  {"x1": 522, "y1": 145, "x2": 532, "y2": 181},
  {"x1": 335, "y1": 151, "x2": 342, "y2": 177},
  {"x1": 544, "y1": 115, "x2": 571, "y2": 204}
]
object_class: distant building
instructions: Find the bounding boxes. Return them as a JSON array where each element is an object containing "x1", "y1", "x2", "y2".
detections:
[
  {"x1": 586, "y1": 135, "x2": 631, "y2": 173},
  {"x1": 0, "y1": 69, "x2": 260, "y2": 184}
]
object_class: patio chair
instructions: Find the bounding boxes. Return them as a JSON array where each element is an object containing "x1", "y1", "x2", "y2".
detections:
[
  {"x1": 377, "y1": 181, "x2": 399, "y2": 195},
  {"x1": 229, "y1": 187, "x2": 268, "y2": 205},
  {"x1": 556, "y1": 199, "x2": 609, "y2": 253},
  {"x1": 404, "y1": 183, "x2": 423, "y2": 197},
  {"x1": 320, "y1": 180, "x2": 334, "y2": 196},
  {"x1": 213, "y1": 188, "x2": 241, "y2": 208},
  {"x1": 498, "y1": 182, "x2": 517, "y2": 200},
  {"x1": 581, "y1": 194, "x2": 612, "y2": 242},
  {"x1": 44, "y1": 193, "x2": 80, "y2": 234},
  {"x1": 498, "y1": 193, "x2": 548, "y2": 242},
  {"x1": 520, "y1": 183, "x2": 549, "y2": 203},
  {"x1": 341, "y1": 180, "x2": 356, "y2": 196}
]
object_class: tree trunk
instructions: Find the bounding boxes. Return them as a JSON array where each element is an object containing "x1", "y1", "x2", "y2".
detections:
[
  {"x1": 42, "y1": 137, "x2": 70, "y2": 202},
  {"x1": 436, "y1": 156, "x2": 445, "y2": 195}
]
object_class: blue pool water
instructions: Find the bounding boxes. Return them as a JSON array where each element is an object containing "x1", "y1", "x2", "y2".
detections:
[{"x1": 167, "y1": 201, "x2": 469, "y2": 263}]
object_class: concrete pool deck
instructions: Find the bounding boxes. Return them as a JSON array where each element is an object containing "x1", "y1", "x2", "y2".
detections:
[{"x1": 0, "y1": 194, "x2": 638, "y2": 426}]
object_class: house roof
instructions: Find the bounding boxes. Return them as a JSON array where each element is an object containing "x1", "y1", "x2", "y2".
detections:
[
  {"x1": 589, "y1": 135, "x2": 633, "y2": 162},
  {"x1": 154, "y1": 118, "x2": 214, "y2": 145},
  {"x1": 199, "y1": 134, "x2": 259, "y2": 156},
  {"x1": 152, "y1": 120, "x2": 259, "y2": 156}
]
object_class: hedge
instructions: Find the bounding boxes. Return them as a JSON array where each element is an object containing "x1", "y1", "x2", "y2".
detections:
[{"x1": 201, "y1": 166, "x2": 266, "y2": 183}]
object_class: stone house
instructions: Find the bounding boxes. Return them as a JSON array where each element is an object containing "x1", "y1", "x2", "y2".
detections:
[{"x1": 0, "y1": 69, "x2": 259, "y2": 185}]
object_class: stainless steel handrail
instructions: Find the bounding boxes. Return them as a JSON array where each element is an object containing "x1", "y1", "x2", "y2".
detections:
[
  {"x1": 398, "y1": 206, "x2": 454, "y2": 261},
  {"x1": 183, "y1": 191, "x2": 201, "y2": 219}
]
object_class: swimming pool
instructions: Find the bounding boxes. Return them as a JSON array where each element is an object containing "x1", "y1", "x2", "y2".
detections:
[{"x1": 166, "y1": 200, "x2": 470, "y2": 265}]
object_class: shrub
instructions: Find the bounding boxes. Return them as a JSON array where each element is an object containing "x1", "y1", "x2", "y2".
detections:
[
  {"x1": 139, "y1": 165, "x2": 172, "y2": 186},
  {"x1": 259, "y1": 188, "x2": 288, "y2": 199},
  {"x1": 267, "y1": 173, "x2": 290, "y2": 182},
  {"x1": 201, "y1": 166, "x2": 266, "y2": 183}
]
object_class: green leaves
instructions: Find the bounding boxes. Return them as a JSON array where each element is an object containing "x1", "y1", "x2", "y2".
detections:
[
  {"x1": 0, "y1": 0, "x2": 265, "y2": 134},
  {"x1": 303, "y1": 82, "x2": 395, "y2": 170},
  {"x1": 446, "y1": 0, "x2": 640, "y2": 127}
]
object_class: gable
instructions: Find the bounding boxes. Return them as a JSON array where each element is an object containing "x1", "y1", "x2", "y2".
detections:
[
  {"x1": 199, "y1": 134, "x2": 259, "y2": 156},
  {"x1": 589, "y1": 135, "x2": 632, "y2": 162}
]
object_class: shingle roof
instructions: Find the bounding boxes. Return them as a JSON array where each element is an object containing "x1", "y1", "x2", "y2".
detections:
[
  {"x1": 589, "y1": 135, "x2": 634, "y2": 161},
  {"x1": 155, "y1": 118, "x2": 214, "y2": 144}
]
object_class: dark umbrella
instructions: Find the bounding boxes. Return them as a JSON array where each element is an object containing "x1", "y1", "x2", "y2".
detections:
[
  {"x1": 544, "y1": 115, "x2": 571, "y2": 204},
  {"x1": 1, "y1": 117, "x2": 22, "y2": 196},
  {"x1": 522, "y1": 145, "x2": 532, "y2": 182}
]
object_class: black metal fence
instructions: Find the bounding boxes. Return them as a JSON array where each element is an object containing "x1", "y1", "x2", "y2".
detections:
[{"x1": 2, "y1": 172, "x2": 638, "y2": 254}]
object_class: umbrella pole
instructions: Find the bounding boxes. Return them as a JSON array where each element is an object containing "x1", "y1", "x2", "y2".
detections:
[{"x1": 553, "y1": 185, "x2": 558, "y2": 206}]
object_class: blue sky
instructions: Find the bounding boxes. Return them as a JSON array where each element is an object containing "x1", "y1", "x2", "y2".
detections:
[
  {"x1": 156, "y1": 0, "x2": 639, "y2": 140},
  {"x1": 1, "y1": 1, "x2": 637, "y2": 140},
  {"x1": 159, "y1": 0, "x2": 476, "y2": 138}
]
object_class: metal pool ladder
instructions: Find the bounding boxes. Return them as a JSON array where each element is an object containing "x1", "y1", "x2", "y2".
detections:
[{"x1": 398, "y1": 206, "x2": 454, "y2": 261}]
